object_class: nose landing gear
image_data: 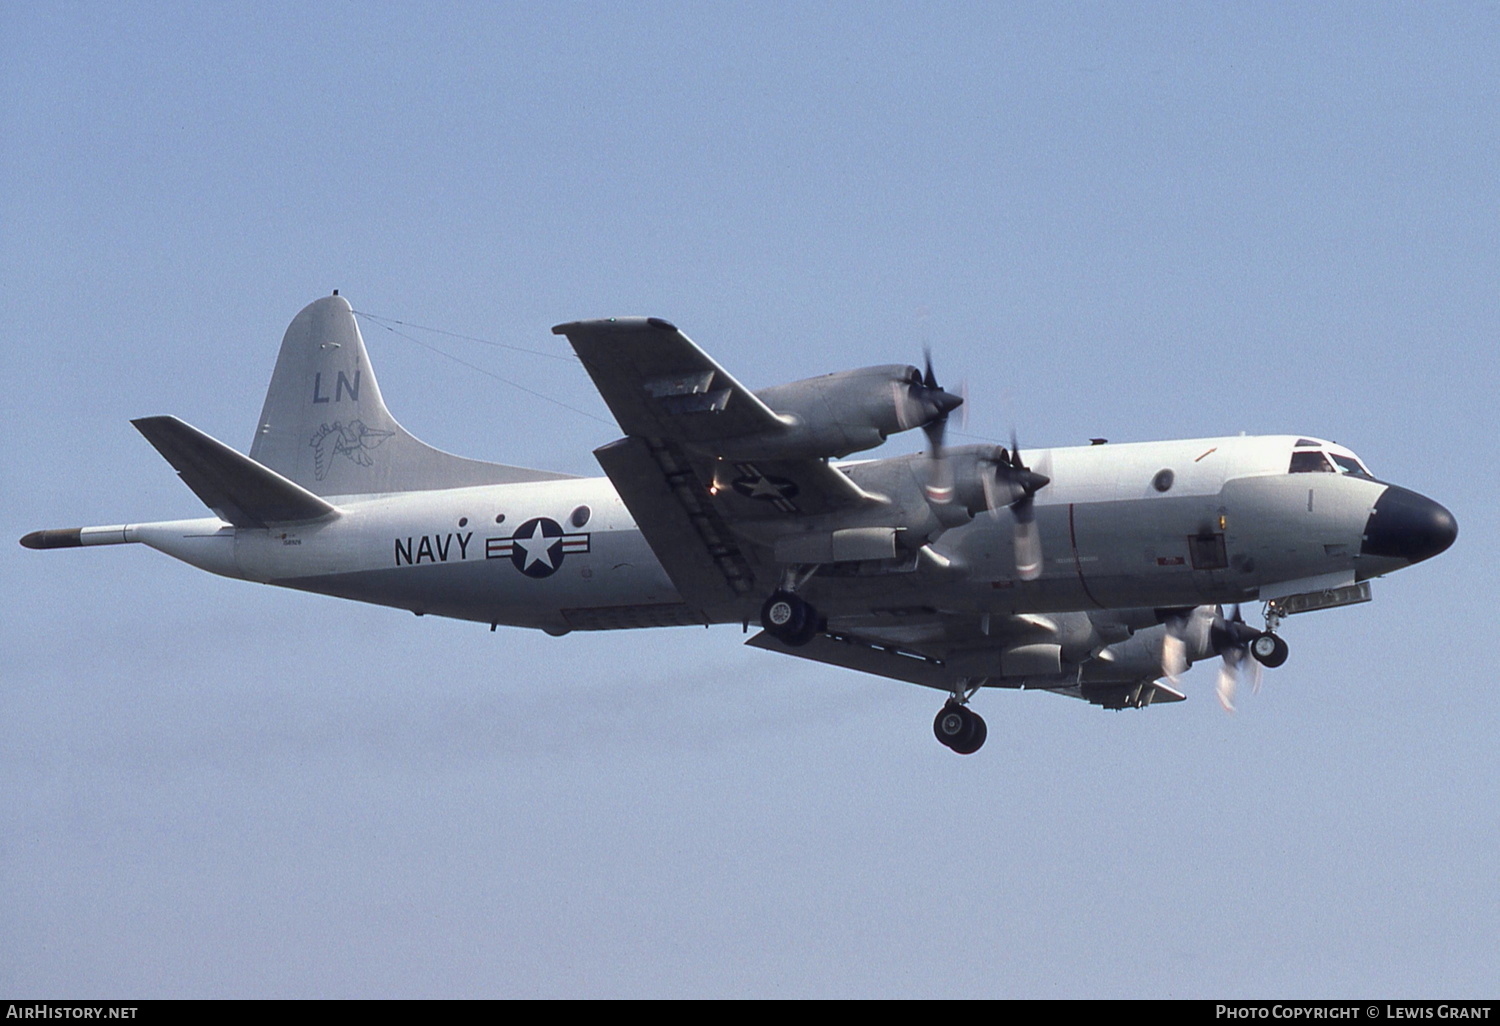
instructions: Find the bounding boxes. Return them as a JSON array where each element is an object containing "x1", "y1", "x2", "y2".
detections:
[
  {"x1": 1250, "y1": 632, "x2": 1289, "y2": 668},
  {"x1": 1251, "y1": 605, "x2": 1290, "y2": 668}
]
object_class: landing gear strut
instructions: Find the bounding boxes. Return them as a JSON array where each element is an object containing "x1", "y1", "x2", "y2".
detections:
[
  {"x1": 933, "y1": 700, "x2": 987, "y2": 754},
  {"x1": 760, "y1": 589, "x2": 822, "y2": 647}
]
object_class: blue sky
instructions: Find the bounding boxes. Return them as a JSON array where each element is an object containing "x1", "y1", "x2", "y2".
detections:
[{"x1": 4, "y1": 2, "x2": 1497, "y2": 997}]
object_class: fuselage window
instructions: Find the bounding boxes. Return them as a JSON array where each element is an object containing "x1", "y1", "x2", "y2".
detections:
[{"x1": 1289, "y1": 450, "x2": 1335, "y2": 474}]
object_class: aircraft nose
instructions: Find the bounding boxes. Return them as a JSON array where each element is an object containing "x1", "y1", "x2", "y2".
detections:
[{"x1": 1360, "y1": 485, "x2": 1458, "y2": 563}]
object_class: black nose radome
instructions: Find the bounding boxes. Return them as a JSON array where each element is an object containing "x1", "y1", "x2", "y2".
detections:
[{"x1": 1361, "y1": 485, "x2": 1458, "y2": 563}]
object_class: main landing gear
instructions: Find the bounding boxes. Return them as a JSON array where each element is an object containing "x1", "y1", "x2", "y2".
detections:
[
  {"x1": 760, "y1": 589, "x2": 823, "y2": 647},
  {"x1": 933, "y1": 700, "x2": 987, "y2": 755}
]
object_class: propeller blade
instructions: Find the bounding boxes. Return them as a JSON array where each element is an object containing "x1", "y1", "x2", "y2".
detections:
[
  {"x1": 922, "y1": 408, "x2": 948, "y2": 458},
  {"x1": 924, "y1": 440, "x2": 955, "y2": 505},
  {"x1": 892, "y1": 379, "x2": 915, "y2": 432},
  {"x1": 915, "y1": 351, "x2": 964, "y2": 506},
  {"x1": 1014, "y1": 515, "x2": 1043, "y2": 581},
  {"x1": 1208, "y1": 604, "x2": 1263, "y2": 712},
  {"x1": 1162, "y1": 625, "x2": 1188, "y2": 684},
  {"x1": 1216, "y1": 659, "x2": 1239, "y2": 713},
  {"x1": 1010, "y1": 429, "x2": 1022, "y2": 468},
  {"x1": 981, "y1": 462, "x2": 1001, "y2": 518}
]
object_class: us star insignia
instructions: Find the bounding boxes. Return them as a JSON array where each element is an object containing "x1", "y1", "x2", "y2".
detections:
[
  {"x1": 484, "y1": 517, "x2": 590, "y2": 578},
  {"x1": 730, "y1": 463, "x2": 800, "y2": 512}
]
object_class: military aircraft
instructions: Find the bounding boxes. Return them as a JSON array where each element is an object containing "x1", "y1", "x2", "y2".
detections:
[{"x1": 22, "y1": 294, "x2": 1457, "y2": 753}]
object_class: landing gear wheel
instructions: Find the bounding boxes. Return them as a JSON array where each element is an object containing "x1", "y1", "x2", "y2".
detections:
[
  {"x1": 934, "y1": 704, "x2": 968, "y2": 746},
  {"x1": 933, "y1": 702, "x2": 987, "y2": 754},
  {"x1": 952, "y1": 712, "x2": 987, "y2": 755},
  {"x1": 760, "y1": 590, "x2": 820, "y2": 647},
  {"x1": 1250, "y1": 632, "x2": 1289, "y2": 668},
  {"x1": 791, "y1": 614, "x2": 824, "y2": 647}
]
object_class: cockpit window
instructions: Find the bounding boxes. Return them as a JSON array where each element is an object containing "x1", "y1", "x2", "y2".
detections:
[
  {"x1": 1330, "y1": 453, "x2": 1372, "y2": 478},
  {"x1": 1289, "y1": 450, "x2": 1335, "y2": 474}
]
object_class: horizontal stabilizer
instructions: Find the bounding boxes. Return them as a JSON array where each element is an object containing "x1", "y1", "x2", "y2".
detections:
[{"x1": 133, "y1": 416, "x2": 338, "y2": 528}]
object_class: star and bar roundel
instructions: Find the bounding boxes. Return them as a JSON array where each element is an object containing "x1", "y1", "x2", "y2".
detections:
[
  {"x1": 728, "y1": 462, "x2": 800, "y2": 513},
  {"x1": 485, "y1": 517, "x2": 590, "y2": 578}
]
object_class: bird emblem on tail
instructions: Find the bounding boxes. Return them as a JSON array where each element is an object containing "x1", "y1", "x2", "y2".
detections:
[{"x1": 309, "y1": 419, "x2": 394, "y2": 479}]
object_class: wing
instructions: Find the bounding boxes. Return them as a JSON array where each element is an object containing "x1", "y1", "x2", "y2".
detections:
[
  {"x1": 748, "y1": 610, "x2": 1187, "y2": 709},
  {"x1": 554, "y1": 318, "x2": 878, "y2": 516},
  {"x1": 555, "y1": 318, "x2": 783, "y2": 444},
  {"x1": 553, "y1": 318, "x2": 887, "y2": 615}
]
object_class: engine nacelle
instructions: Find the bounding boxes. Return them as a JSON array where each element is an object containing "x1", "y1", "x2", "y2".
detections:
[{"x1": 712, "y1": 364, "x2": 958, "y2": 461}]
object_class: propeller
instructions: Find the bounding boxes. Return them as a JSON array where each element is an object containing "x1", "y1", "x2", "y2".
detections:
[
  {"x1": 1160, "y1": 604, "x2": 1264, "y2": 709},
  {"x1": 1005, "y1": 431, "x2": 1049, "y2": 581},
  {"x1": 1158, "y1": 604, "x2": 1213, "y2": 686},
  {"x1": 915, "y1": 348, "x2": 963, "y2": 505},
  {"x1": 977, "y1": 432, "x2": 1050, "y2": 580},
  {"x1": 904, "y1": 349, "x2": 1045, "y2": 582}
]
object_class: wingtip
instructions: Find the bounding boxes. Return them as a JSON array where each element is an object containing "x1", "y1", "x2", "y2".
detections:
[
  {"x1": 551, "y1": 317, "x2": 679, "y2": 336},
  {"x1": 130, "y1": 414, "x2": 181, "y2": 437}
]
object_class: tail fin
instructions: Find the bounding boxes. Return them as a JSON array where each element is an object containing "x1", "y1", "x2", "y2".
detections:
[{"x1": 249, "y1": 295, "x2": 574, "y2": 496}]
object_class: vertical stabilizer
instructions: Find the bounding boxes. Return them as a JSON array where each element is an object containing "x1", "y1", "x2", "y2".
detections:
[{"x1": 249, "y1": 295, "x2": 573, "y2": 495}]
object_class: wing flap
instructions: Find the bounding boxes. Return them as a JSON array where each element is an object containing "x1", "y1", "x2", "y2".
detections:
[
  {"x1": 593, "y1": 436, "x2": 761, "y2": 613},
  {"x1": 133, "y1": 415, "x2": 338, "y2": 527}
]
